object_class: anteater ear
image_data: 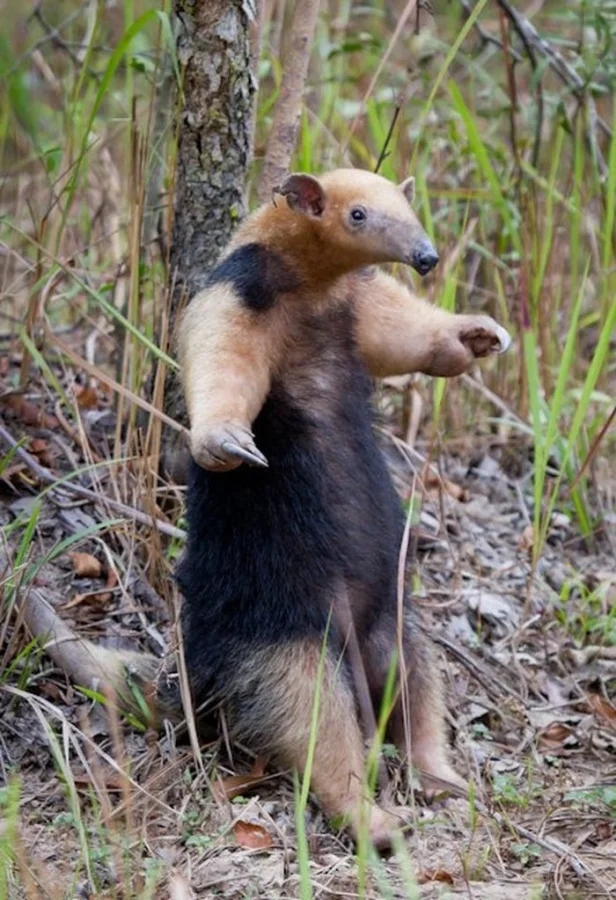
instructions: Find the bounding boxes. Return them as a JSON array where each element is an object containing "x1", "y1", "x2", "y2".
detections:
[
  {"x1": 277, "y1": 173, "x2": 326, "y2": 217},
  {"x1": 399, "y1": 175, "x2": 415, "y2": 205}
]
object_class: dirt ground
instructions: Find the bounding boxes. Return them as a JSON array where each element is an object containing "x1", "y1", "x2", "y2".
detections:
[{"x1": 1, "y1": 355, "x2": 615, "y2": 900}]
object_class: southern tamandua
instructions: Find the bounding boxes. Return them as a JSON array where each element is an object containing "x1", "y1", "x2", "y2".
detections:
[
  {"x1": 21, "y1": 168, "x2": 511, "y2": 851},
  {"x1": 176, "y1": 169, "x2": 510, "y2": 848}
]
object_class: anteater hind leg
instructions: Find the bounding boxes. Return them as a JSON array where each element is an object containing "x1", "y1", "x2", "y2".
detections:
[
  {"x1": 366, "y1": 613, "x2": 466, "y2": 794},
  {"x1": 228, "y1": 641, "x2": 400, "y2": 849}
]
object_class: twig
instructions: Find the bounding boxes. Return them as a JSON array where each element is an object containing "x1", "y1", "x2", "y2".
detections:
[
  {"x1": 459, "y1": 0, "x2": 522, "y2": 61},
  {"x1": 31, "y1": 4, "x2": 99, "y2": 81},
  {"x1": 474, "y1": 799, "x2": 608, "y2": 892},
  {"x1": 258, "y1": 0, "x2": 322, "y2": 200},
  {"x1": 491, "y1": 0, "x2": 609, "y2": 176},
  {"x1": 343, "y1": 0, "x2": 418, "y2": 155},
  {"x1": 374, "y1": 103, "x2": 402, "y2": 175},
  {"x1": 433, "y1": 634, "x2": 522, "y2": 701},
  {"x1": 460, "y1": 373, "x2": 528, "y2": 427},
  {"x1": 569, "y1": 404, "x2": 616, "y2": 492},
  {"x1": 0, "y1": 424, "x2": 186, "y2": 541}
]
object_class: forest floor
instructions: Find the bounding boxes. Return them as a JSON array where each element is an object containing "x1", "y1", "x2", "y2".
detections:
[{"x1": 1, "y1": 347, "x2": 615, "y2": 900}]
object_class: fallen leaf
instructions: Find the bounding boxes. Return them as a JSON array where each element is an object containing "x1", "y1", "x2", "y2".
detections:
[
  {"x1": 233, "y1": 820, "x2": 273, "y2": 850},
  {"x1": 537, "y1": 721, "x2": 574, "y2": 751},
  {"x1": 213, "y1": 757, "x2": 269, "y2": 802},
  {"x1": 75, "y1": 384, "x2": 99, "y2": 409},
  {"x1": 63, "y1": 590, "x2": 112, "y2": 610},
  {"x1": 1, "y1": 394, "x2": 59, "y2": 429},
  {"x1": 587, "y1": 693, "x2": 616, "y2": 725},
  {"x1": 423, "y1": 468, "x2": 468, "y2": 502},
  {"x1": 73, "y1": 771, "x2": 126, "y2": 791},
  {"x1": 417, "y1": 869, "x2": 454, "y2": 885},
  {"x1": 0, "y1": 356, "x2": 9, "y2": 376},
  {"x1": 29, "y1": 437, "x2": 53, "y2": 468},
  {"x1": 68, "y1": 552, "x2": 103, "y2": 578},
  {"x1": 595, "y1": 822, "x2": 612, "y2": 842}
]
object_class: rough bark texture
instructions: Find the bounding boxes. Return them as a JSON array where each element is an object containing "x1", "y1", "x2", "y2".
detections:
[
  {"x1": 162, "y1": 0, "x2": 257, "y2": 475},
  {"x1": 171, "y1": 0, "x2": 256, "y2": 295}
]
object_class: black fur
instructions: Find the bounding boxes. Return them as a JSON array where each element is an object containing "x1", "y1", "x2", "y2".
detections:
[
  {"x1": 177, "y1": 304, "x2": 405, "y2": 714},
  {"x1": 207, "y1": 243, "x2": 300, "y2": 311}
]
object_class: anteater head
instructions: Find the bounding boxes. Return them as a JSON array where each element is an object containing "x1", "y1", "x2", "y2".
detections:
[{"x1": 276, "y1": 168, "x2": 439, "y2": 276}]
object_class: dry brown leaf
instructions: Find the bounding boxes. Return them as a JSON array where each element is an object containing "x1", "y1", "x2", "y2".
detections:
[
  {"x1": 75, "y1": 384, "x2": 99, "y2": 409},
  {"x1": 73, "y1": 771, "x2": 125, "y2": 791},
  {"x1": 68, "y1": 552, "x2": 103, "y2": 578},
  {"x1": 423, "y1": 468, "x2": 468, "y2": 502},
  {"x1": 1, "y1": 394, "x2": 59, "y2": 429},
  {"x1": 213, "y1": 757, "x2": 268, "y2": 802},
  {"x1": 595, "y1": 821, "x2": 612, "y2": 842},
  {"x1": 537, "y1": 722, "x2": 574, "y2": 750},
  {"x1": 417, "y1": 869, "x2": 455, "y2": 885},
  {"x1": 233, "y1": 821, "x2": 274, "y2": 850},
  {"x1": 63, "y1": 590, "x2": 112, "y2": 610},
  {"x1": 0, "y1": 355, "x2": 9, "y2": 376},
  {"x1": 587, "y1": 693, "x2": 616, "y2": 725},
  {"x1": 29, "y1": 437, "x2": 53, "y2": 468}
]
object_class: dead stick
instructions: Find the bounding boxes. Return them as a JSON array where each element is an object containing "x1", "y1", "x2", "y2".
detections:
[
  {"x1": 257, "y1": 0, "x2": 321, "y2": 201},
  {"x1": 0, "y1": 423, "x2": 186, "y2": 541}
]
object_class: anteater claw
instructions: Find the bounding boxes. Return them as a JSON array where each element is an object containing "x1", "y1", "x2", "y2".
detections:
[{"x1": 220, "y1": 441, "x2": 269, "y2": 468}]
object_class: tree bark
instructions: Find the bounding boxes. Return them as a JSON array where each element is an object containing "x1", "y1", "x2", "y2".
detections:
[
  {"x1": 171, "y1": 0, "x2": 257, "y2": 295},
  {"x1": 162, "y1": 0, "x2": 257, "y2": 477}
]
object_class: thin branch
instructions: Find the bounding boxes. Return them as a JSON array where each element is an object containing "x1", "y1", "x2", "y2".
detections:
[
  {"x1": 459, "y1": 0, "x2": 522, "y2": 61},
  {"x1": 258, "y1": 0, "x2": 322, "y2": 200},
  {"x1": 0, "y1": 424, "x2": 186, "y2": 541},
  {"x1": 342, "y1": 0, "x2": 418, "y2": 155},
  {"x1": 374, "y1": 103, "x2": 402, "y2": 175},
  {"x1": 569, "y1": 404, "x2": 616, "y2": 492},
  {"x1": 491, "y1": 0, "x2": 609, "y2": 176}
]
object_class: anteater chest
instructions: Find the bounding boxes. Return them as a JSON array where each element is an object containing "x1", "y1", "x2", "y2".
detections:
[
  {"x1": 182, "y1": 303, "x2": 403, "y2": 639},
  {"x1": 255, "y1": 305, "x2": 374, "y2": 464}
]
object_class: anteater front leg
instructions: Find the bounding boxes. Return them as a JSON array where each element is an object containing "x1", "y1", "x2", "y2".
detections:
[
  {"x1": 178, "y1": 285, "x2": 281, "y2": 471},
  {"x1": 227, "y1": 641, "x2": 401, "y2": 851},
  {"x1": 353, "y1": 270, "x2": 511, "y2": 378}
]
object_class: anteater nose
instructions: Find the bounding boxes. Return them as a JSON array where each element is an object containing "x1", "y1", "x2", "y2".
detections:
[{"x1": 412, "y1": 242, "x2": 439, "y2": 276}]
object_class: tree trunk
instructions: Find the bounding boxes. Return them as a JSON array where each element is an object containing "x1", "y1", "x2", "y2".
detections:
[
  {"x1": 162, "y1": 0, "x2": 257, "y2": 478},
  {"x1": 171, "y1": 0, "x2": 256, "y2": 294}
]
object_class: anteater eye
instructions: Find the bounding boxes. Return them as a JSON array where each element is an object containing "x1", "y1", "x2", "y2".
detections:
[{"x1": 350, "y1": 207, "x2": 367, "y2": 224}]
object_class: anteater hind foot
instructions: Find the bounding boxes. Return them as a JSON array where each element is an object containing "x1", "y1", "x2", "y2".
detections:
[{"x1": 223, "y1": 640, "x2": 402, "y2": 851}]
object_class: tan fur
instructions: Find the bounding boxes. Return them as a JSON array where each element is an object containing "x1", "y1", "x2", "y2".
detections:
[
  {"x1": 179, "y1": 169, "x2": 509, "y2": 472},
  {"x1": 178, "y1": 284, "x2": 286, "y2": 470},
  {"x1": 364, "y1": 611, "x2": 466, "y2": 798},
  {"x1": 236, "y1": 169, "x2": 430, "y2": 285},
  {"x1": 227, "y1": 639, "x2": 400, "y2": 849},
  {"x1": 175, "y1": 169, "x2": 506, "y2": 839},
  {"x1": 350, "y1": 269, "x2": 510, "y2": 377}
]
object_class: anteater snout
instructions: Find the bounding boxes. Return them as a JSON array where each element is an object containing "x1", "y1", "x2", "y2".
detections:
[{"x1": 411, "y1": 241, "x2": 439, "y2": 276}]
